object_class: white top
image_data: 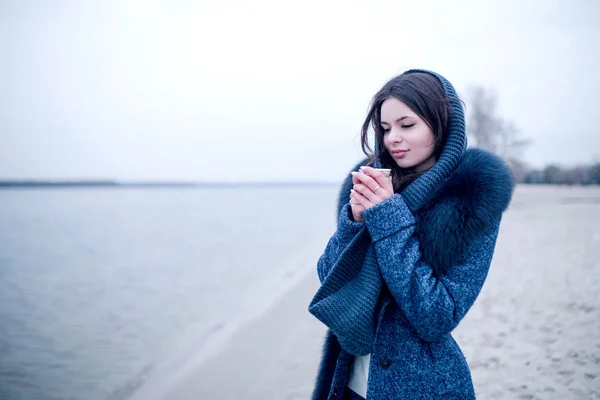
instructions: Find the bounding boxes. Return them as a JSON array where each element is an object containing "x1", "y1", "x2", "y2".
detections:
[{"x1": 347, "y1": 353, "x2": 370, "y2": 398}]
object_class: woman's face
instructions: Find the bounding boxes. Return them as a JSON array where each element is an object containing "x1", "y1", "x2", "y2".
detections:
[{"x1": 380, "y1": 97, "x2": 436, "y2": 172}]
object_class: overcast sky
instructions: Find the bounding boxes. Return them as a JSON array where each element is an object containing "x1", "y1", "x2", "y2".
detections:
[{"x1": 1, "y1": 0, "x2": 599, "y2": 182}]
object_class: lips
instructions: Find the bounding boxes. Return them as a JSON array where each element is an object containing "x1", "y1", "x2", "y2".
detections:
[{"x1": 391, "y1": 149, "x2": 409, "y2": 158}]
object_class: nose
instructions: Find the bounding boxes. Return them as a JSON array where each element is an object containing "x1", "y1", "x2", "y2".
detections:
[{"x1": 389, "y1": 126, "x2": 404, "y2": 143}]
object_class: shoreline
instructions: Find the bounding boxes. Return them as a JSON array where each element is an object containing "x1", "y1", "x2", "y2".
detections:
[{"x1": 127, "y1": 265, "x2": 326, "y2": 400}]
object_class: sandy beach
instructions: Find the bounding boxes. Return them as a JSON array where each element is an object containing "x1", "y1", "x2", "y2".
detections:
[{"x1": 158, "y1": 185, "x2": 600, "y2": 399}]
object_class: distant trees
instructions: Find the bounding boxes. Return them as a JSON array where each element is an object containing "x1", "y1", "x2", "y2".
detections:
[
  {"x1": 523, "y1": 162, "x2": 600, "y2": 185},
  {"x1": 465, "y1": 86, "x2": 531, "y2": 183},
  {"x1": 465, "y1": 85, "x2": 598, "y2": 186}
]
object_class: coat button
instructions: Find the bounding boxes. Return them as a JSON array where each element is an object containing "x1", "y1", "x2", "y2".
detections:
[
  {"x1": 332, "y1": 388, "x2": 338, "y2": 397},
  {"x1": 380, "y1": 357, "x2": 392, "y2": 369}
]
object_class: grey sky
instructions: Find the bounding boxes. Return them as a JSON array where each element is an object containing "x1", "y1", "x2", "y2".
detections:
[{"x1": 1, "y1": 0, "x2": 599, "y2": 182}]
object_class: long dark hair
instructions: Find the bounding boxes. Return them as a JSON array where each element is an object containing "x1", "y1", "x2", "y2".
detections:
[{"x1": 360, "y1": 72, "x2": 457, "y2": 193}]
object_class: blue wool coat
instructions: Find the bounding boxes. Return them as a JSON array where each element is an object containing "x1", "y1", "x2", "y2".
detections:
[{"x1": 309, "y1": 149, "x2": 514, "y2": 399}]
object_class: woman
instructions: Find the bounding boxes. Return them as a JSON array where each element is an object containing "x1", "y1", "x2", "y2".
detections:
[{"x1": 308, "y1": 69, "x2": 514, "y2": 399}]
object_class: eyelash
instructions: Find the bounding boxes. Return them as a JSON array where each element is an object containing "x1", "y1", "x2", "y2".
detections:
[{"x1": 382, "y1": 124, "x2": 415, "y2": 133}]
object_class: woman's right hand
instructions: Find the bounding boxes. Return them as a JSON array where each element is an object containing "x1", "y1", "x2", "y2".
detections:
[{"x1": 349, "y1": 172, "x2": 366, "y2": 222}]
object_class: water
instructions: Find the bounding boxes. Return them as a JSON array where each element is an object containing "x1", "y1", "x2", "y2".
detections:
[{"x1": 0, "y1": 186, "x2": 339, "y2": 400}]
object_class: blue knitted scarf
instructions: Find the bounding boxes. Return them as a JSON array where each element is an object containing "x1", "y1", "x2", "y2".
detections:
[{"x1": 308, "y1": 69, "x2": 468, "y2": 356}]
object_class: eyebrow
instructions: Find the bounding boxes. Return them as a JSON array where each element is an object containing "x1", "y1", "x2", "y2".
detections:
[{"x1": 381, "y1": 116, "x2": 411, "y2": 125}]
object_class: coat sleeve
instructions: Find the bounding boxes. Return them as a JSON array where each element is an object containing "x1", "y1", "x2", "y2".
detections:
[
  {"x1": 362, "y1": 194, "x2": 501, "y2": 343},
  {"x1": 317, "y1": 202, "x2": 365, "y2": 283}
]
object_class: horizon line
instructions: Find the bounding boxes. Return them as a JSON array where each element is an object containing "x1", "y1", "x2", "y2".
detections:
[{"x1": 0, "y1": 179, "x2": 339, "y2": 188}]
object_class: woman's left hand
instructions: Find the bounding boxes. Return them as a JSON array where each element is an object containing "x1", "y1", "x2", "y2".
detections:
[{"x1": 350, "y1": 166, "x2": 394, "y2": 210}]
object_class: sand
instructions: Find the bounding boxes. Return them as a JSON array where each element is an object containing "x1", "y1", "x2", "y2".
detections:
[{"x1": 158, "y1": 185, "x2": 600, "y2": 399}]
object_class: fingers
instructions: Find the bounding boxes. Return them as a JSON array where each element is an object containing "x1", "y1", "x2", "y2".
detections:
[
  {"x1": 349, "y1": 195, "x2": 365, "y2": 209},
  {"x1": 350, "y1": 188, "x2": 374, "y2": 209},
  {"x1": 349, "y1": 192, "x2": 365, "y2": 222},
  {"x1": 353, "y1": 183, "x2": 379, "y2": 203},
  {"x1": 360, "y1": 166, "x2": 389, "y2": 189},
  {"x1": 351, "y1": 171, "x2": 363, "y2": 186},
  {"x1": 352, "y1": 170, "x2": 380, "y2": 194}
]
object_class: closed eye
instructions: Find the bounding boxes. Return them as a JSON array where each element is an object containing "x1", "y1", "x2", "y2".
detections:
[{"x1": 401, "y1": 124, "x2": 415, "y2": 129}]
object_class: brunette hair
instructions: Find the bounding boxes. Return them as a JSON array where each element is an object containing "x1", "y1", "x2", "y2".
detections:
[{"x1": 360, "y1": 72, "x2": 458, "y2": 192}]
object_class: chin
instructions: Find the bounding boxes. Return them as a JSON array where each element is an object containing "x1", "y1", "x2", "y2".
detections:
[{"x1": 393, "y1": 158, "x2": 419, "y2": 169}]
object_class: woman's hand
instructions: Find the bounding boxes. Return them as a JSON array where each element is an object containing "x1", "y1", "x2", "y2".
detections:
[
  {"x1": 349, "y1": 189, "x2": 366, "y2": 222},
  {"x1": 349, "y1": 166, "x2": 393, "y2": 221}
]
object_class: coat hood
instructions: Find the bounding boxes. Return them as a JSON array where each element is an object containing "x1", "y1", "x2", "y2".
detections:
[{"x1": 372, "y1": 69, "x2": 468, "y2": 212}]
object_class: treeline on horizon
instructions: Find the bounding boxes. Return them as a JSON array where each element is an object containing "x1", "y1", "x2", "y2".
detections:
[
  {"x1": 466, "y1": 85, "x2": 599, "y2": 187},
  {"x1": 508, "y1": 160, "x2": 600, "y2": 185}
]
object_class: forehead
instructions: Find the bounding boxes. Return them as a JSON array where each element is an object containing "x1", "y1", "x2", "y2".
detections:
[{"x1": 380, "y1": 97, "x2": 416, "y2": 120}]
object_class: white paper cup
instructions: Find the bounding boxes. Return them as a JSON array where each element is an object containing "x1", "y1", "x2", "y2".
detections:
[{"x1": 375, "y1": 168, "x2": 391, "y2": 178}]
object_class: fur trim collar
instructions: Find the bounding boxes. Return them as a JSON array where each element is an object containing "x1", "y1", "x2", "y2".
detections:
[{"x1": 336, "y1": 148, "x2": 514, "y2": 275}]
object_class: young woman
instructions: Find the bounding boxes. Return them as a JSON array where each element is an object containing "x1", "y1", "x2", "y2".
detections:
[{"x1": 308, "y1": 69, "x2": 514, "y2": 399}]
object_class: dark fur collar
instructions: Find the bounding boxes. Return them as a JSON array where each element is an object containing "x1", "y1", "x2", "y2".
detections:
[{"x1": 336, "y1": 148, "x2": 514, "y2": 275}]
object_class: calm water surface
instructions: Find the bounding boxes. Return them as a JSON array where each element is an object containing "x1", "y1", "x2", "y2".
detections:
[{"x1": 0, "y1": 186, "x2": 338, "y2": 400}]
